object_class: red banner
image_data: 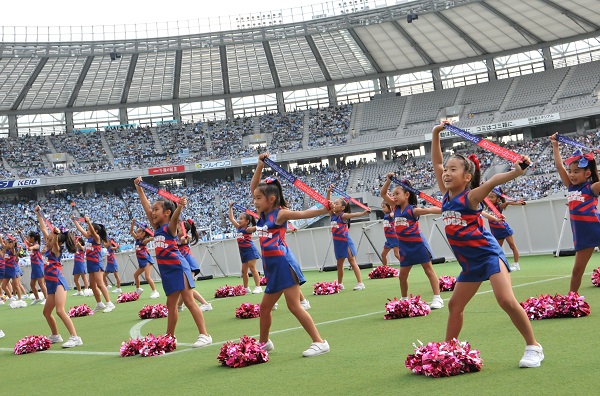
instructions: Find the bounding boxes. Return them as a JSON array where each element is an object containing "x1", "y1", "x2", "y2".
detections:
[{"x1": 148, "y1": 165, "x2": 185, "y2": 175}]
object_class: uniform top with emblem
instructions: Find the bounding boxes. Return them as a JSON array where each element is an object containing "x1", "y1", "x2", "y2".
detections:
[{"x1": 567, "y1": 181, "x2": 600, "y2": 250}]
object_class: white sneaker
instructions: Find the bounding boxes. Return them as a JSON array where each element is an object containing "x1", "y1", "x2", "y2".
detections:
[
  {"x1": 48, "y1": 334, "x2": 63, "y2": 343},
  {"x1": 107, "y1": 285, "x2": 113, "y2": 289},
  {"x1": 192, "y1": 334, "x2": 212, "y2": 348},
  {"x1": 31, "y1": 298, "x2": 45, "y2": 306},
  {"x1": 273, "y1": 303, "x2": 278, "y2": 311},
  {"x1": 430, "y1": 296, "x2": 444, "y2": 309},
  {"x1": 0, "y1": 330, "x2": 4, "y2": 338},
  {"x1": 149, "y1": 290, "x2": 160, "y2": 299},
  {"x1": 244, "y1": 287, "x2": 252, "y2": 294},
  {"x1": 262, "y1": 339, "x2": 274, "y2": 352},
  {"x1": 519, "y1": 344, "x2": 544, "y2": 368},
  {"x1": 20, "y1": 295, "x2": 27, "y2": 300},
  {"x1": 352, "y1": 282, "x2": 365, "y2": 291},
  {"x1": 200, "y1": 303, "x2": 213, "y2": 311},
  {"x1": 40, "y1": 299, "x2": 46, "y2": 305},
  {"x1": 252, "y1": 286, "x2": 263, "y2": 294},
  {"x1": 72, "y1": 291, "x2": 83, "y2": 296},
  {"x1": 300, "y1": 299, "x2": 311, "y2": 310},
  {"x1": 92, "y1": 302, "x2": 106, "y2": 313},
  {"x1": 511, "y1": 263, "x2": 521, "y2": 271},
  {"x1": 135, "y1": 287, "x2": 144, "y2": 296},
  {"x1": 302, "y1": 340, "x2": 330, "y2": 357},
  {"x1": 9, "y1": 296, "x2": 16, "y2": 301},
  {"x1": 177, "y1": 305, "x2": 184, "y2": 312},
  {"x1": 83, "y1": 289, "x2": 94, "y2": 297},
  {"x1": 19, "y1": 300, "x2": 28, "y2": 308},
  {"x1": 339, "y1": 284, "x2": 345, "y2": 291},
  {"x1": 103, "y1": 302, "x2": 115, "y2": 313},
  {"x1": 112, "y1": 288, "x2": 122, "y2": 293},
  {"x1": 62, "y1": 336, "x2": 83, "y2": 348}
]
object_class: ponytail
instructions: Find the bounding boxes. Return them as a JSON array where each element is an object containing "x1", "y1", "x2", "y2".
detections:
[
  {"x1": 185, "y1": 219, "x2": 200, "y2": 245},
  {"x1": 467, "y1": 154, "x2": 481, "y2": 189}
]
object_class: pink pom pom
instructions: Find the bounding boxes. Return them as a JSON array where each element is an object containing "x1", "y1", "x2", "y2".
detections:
[
  {"x1": 68, "y1": 304, "x2": 94, "y2": 317},
  {"x1": 260, "y1": 277, "x2": 267, "y2": 286},
  {"x1": 313, "y1": 281, "x2": 343, "y2": 295},
  {"x1": 14, "y1": 335, "x2": 52, "y2": 355},
  {"x1": 591, "y1": 267, "x2": 600, "y2": 287},
  {"x1": 214, "y1": 285, "x2": 247, "y2": 298},
  {"x1": 138, "y1": 304, "x2": 169, "y2": 319},
  {"x1": 120, "y1": 334, "x2": 176, "y2": 357},
  {"x1": 438, "y1": 275, "x2": 456, "y2": 292},
  {"x1": 368, "y1": 265, "x2": 399, "y2": 279},
  {"x1": 384, "y1": 295, "x2": 431, "y2": 319},
  {"x1": 405, "y1": 339, "x2": 483, "y2": 377},
  {"x1": 235, "y1": 303, "x2": 261, "y2": 319},
  {"x1": 520, "y1": 292, "x2": 590, "y2": 320},
  {"x1": 217, "y1": 335, "x2": 269, "y2": 368},
  {"x1": 117, "y1": 292, "x2": 140, "y2": 303}
]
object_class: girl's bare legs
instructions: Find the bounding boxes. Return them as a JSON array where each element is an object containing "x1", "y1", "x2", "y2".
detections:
[
  {"x1": 336, "y1": 258, "x2": 345, "y2": 284},
  {"x1": 283, "y1": 284, "x2": 323, "y2": 343},
  {"x1": 54, "y1": 286, "x2": 77, "y2": 336},
  {"x1": 381, "y1": 247, "x2": 391, "y2": 265},
  {"x1": 259, "y1": 291, "x2": 283, "y2": 343},
  {"x1": 445, "y1": 281, "x2": 481, "y2": 340},
  {"x1": 347, "y1": 253, "x2": 363, "y2": 283},
  {"x1": 422, "y1": 262, "x2": 441, "y2": 295},
  {"x1": 399, "y1": 266, "x2": 411, "y2": 297},
  {"x1": 570, "y1": 247, "x2": 594, "y2": 293},
  {"x1": 144, "y1": 266, "x2": 157, "y2": 292}
]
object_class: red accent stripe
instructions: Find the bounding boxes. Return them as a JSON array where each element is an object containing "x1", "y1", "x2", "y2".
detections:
[{"x1": 449, "y1": 239, "x2": 489, "y2": 247}]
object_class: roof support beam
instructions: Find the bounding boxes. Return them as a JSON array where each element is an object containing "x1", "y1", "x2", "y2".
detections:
[
  {"x1": 390, "y1": 20, "x2": 434, "y2": 65},
  {"x1": 435, "y1": 12, "x2": 488, "y2": 55},
  {"x1": 172, "y1": 49, "x2": 183, "y2": 99},
  {"x1": 11, "y1": 57, "x2": 48, "y2": 111},
  {"x1": 538, "y1": 0, "x2": 600, "y2": 30},
  {"x1": 67, "y1": 56, "x2": 94, "y2": 108},
  {"x1": 262, "y1": 41, "x2": 281, "y2": 88},
  {"x1": 219, "y1": 45, "x2": 230, "y2": 95},
  {"x1": 120, "y1": 53, "x2": 138, "y2": 104},
  {"x1": 347, "y1": 27, "x2": 383, "y2": 73},
  {"x1": 478, "y1": 2, "x2": 543, "y2": 44},
  {"x1": 305, "y1": 35, "x2": 332, "y2": 81}
]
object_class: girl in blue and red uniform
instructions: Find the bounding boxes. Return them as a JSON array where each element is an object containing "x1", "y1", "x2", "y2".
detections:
[
  {"x1": 380, "y1": 202, "x2": 401, "y2": 266},
  {"x1": 72, "y1": 216, "x2": 114, "y2": 313},
  {"x1": 176, "y1": 220, "x2": 212, "y2": 312},
  {"x1": 550, "y1": 132, "x2": 600, "y2": 293},
  {"x1": 27, "y1": 231, "x2": 47, "y2": 305},
  {"x1": 134, "y1": 177, "x2": 211, "y2": 348},
  {"x1": 103, "y1": 239, "x2": 122, "y2": 293},
  {"x1": 72, "y1": 237, "x2": 90, "y2": 296},
  {"x1": 380, "y1": 176, "x2": 443, "y2": 309},
  {"x1": 130, "y1": 219, "x2": 160, "y2": 299},
  {"x1": 432, "y1": 121, "x2": 543, "y2": 368},
  {"x1": 1, "y1": 234, "x2": 23, "y2": 303},
  {"x1": 325, "y1": 185, "x2": 370, "y2": 291},
  {"x1": 228, "y1": 202, "x2": 263, "y2": 294},
  {"x1": 486, "y1": 187, "x2": 526, "y2": 271},
  {"x1": 251, "y1": 153, "x2": 330, "y2": 357},
  {"x1": 35, "y1": 206, "x2": 82, "y2": 348}
]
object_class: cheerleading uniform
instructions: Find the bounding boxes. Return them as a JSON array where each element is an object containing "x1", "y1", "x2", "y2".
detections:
[
  {"x1": 30, "y1": 248, "x2": 44, "y2": 279},
  {"x1": 488, "y1": 204, "x2": 514, "y2": 240},
  {"x1": 73, "y1": 249, "x2": 87, "y2": 275},
  {"x1": 0, "y1": 252, "x2": 4, "y2": 278},
  {"x1": 135, "y1": 239, "x2": 154, "y2": 268},
  {"x1": 105, "y1": 246, "x2": 118, "y2": 273},
  {"x1": 236, "y1": 226, "x2": 261, "y2": 263},
  {"x1": 3, "y1": 249, "x2": 17, "y2": 279},
  {"x1": 331, "y1": 213, "x2": 357, "y2": 259},
  {"x1": 257, "y1": 208, "x2": 305, "y2": 294},
  {"x1": 85, "y1": 237, "x2": 104, "y2": 273},
  {"x1": 44, "y1": 248, "x2": 68, "y2": 294},
  {"x1": 178, "y1": 243, "x2": 200, "y2": 276},
  {"x1": 442, "y1": 190, "x2": 509, "y2": 282},
  {"x1": 567, "y1": 182, "x2": 600, "y2": 251},
  {"x1": 394, "y1": 205, "x2": 433, "y2": 266},
  {"x1": 154, "y1": 224, "x2": 194, "y2": 296},
  {"x1": 383, "y1": 213, "x2": 399, "y2": 249}
]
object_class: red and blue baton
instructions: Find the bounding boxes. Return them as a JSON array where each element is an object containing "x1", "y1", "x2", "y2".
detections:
[
  {"x1": 138, "y1": 181, "x2": 182, "y2": 205},
  {"x1": 233, "y1": 203, "x2": 260, "y2": 219},
  {"x1": 134, "y1": 220, "x2": 154, "y2": 237},
  {"x1": 443, "y1": 124, "x2": 528, "y2": 169},
  {"x1": 331, "y1": 186, "x2": 370, "y2": 211},
  {"x1": 262, "y1": 157, "x2": 330, "y2": 208},
  {"x1": 556, "y1": 134, "x2": 600, "y2": 154},
  {"x1": 391, "y1": 177, "x2": 442, "y2": 208}
]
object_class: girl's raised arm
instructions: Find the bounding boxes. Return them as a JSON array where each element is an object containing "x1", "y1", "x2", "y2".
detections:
[
  {"x1": 380, "y1": 174, "x2": 396, "y2": 207},
  {"x1": 550, "y1": 133, "x2": 571, "y2": 188},
  {"x1": 85, "y1": 217, "x2": 99, "y2": 243},
  {"x1": 34, "y1": 206, "x2": 50, "y2": 240},
  {"x1": 250, "y1": 154, "x2": 268, "y2": 194},
  {"x1": 431, "y1": 122, "x2": 447, "y2": 193},
  {"x1": 168, "y1": 197, "x2": 186, "y2": 236},
  {"x1": 342, "y1": 209, "x2": 371, "y2": 221},
  {"x1": 469, "y1": 159, "x2": 529, "y2": 209},
  {"x1": 134, "y1": 177, "x2": 155, "y2": 228},
  {"x1": 413, "y1": 206, "x2": 442, "y2": 217},
  {"x1": 130, "y1": 219, "x2": 137, "y2": 238},
  {"x1": 228, "y1": 202, "x2": 241, "y2": 229},
  {"x1": 71, "y1": 215, "x2": 90, "y2": 238},
  {"x1": 278, "y1": 205, "x2": 331, "y2": 224}
]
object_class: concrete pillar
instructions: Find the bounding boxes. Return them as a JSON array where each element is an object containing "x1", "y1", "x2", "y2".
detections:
[
  {"x1": 432, "y1": 68, "x2": 442, "y2": 91},
  {"x1": 233, "y1": 167, "x2": 242, "y2": 181},
  {"x1": 542, "y1": 47, "x2": 553, "y2": 71},
  {"x1": 84, "y1": 183, "x2": 96, "y2": 196},
  {"x1": 173, "y1": 104, "x2": 182, "y2": 124},
  {"x1": 276, "y1": 91, "x2": 285, "y2": 114},
  {"x1": 119, "y1": 108, "x2": 128, "y2": 125},
  {"x1": 8, "y1": 115, "x2": 18, "y2": 137},
  {"x1": 378, "y1": 77, "x2": 389, "y2": 94},
  {"x1": 376, "y1": 150, "x2": 384, "y2": 164},
  {"x1": 185, "y1": 173, "x2": 194, "y2": 186},
  {"x1": 225, "y1": 98, "x2": 234, "y2": 119},
  {"x1": 65, "y1": 112, "x2": 74, "y2": 133},
  {"x1": 486, "y1": 57, "x2": 497, "y2": 81},
  {"x1": 327, "y1": 85, "x2": 337, "y2": 107}
]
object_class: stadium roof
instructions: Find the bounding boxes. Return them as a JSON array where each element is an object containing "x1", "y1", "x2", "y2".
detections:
[{"x1": 1, "y1": 0, "x2": 599, "y2": 115}]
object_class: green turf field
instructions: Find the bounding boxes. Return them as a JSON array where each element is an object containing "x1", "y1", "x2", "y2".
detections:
[{"x1": 2, "y1": 254, "x2": 600, "y2": 395}]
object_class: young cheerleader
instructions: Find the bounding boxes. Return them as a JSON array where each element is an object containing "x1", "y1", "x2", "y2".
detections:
[
  {"x1": 177, "y1": 221, "x2": 212, "y2": 312},
  {"x1": 103, "y1": 239, "x2": 122, "y2": 293},
  {"x1": 27, "y1": 231, "x2": 47, "y2": 305},
  {"x1": 71, "y1": 216, "x2": 115, "y2": 313},
  {"x1": 134, "y1": 177, "x2": 211, "y2": 347},
  {"x1": 550, "y1": 132, "x2": 600, "y2": 293},
  {"x1": 228, "y1": 202, "x2": 263, "y2": 294},
  {"x1": 35, "y1": 206, "x2": 82, "y2": 348},
  {"x1": 432, "y1": 121, "x2": 543, "y2": 368},
  {"x1": 380, "y1": 202, "x2": 401, "y2": 266},
  {"x1": 486, "y1": 187, "x2": 526, "y2": 271},
  {"x1": 130, "y1": 219, "x2": 160, "y2": 299},
  {"x1": 380, "y1": 176, "x2": 444, "y2": 309},
  {"x1": 72, "y1": 237, "x2": 90, "y2": 296},
  {"x1": 325, "y1": 185, "x2": 370, "y2": 291},
  {"x1": 251, "y1": 154, "x2": 330, "y2": 357},
  {"x1": 1, "y1": 234, "x2": 25, "y2": 305}
]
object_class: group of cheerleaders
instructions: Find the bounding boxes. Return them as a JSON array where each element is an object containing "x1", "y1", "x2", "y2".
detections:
[{"x1": 3, "y1": 123, "x2": 600, "y2": 368}]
